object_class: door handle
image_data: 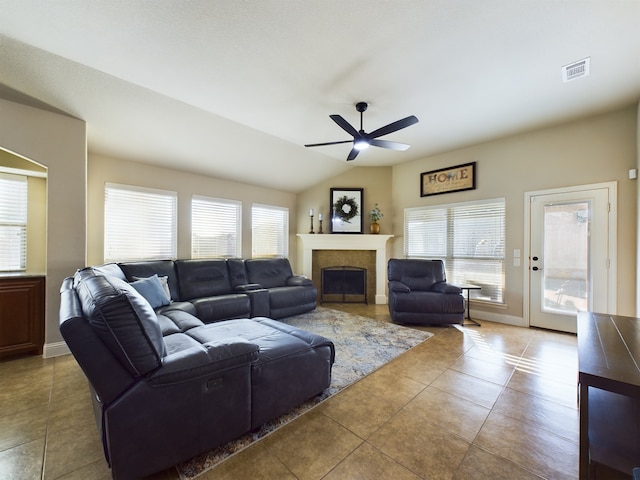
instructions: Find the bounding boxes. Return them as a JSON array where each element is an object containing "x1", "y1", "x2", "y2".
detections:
[{"x1": 532, "y1": 266, "x2": 540, "y2": 271}]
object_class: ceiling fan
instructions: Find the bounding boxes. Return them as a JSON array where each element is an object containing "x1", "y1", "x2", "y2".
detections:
[{"x1": 305, "y1": 102, "x2": 419, "y2": 161}]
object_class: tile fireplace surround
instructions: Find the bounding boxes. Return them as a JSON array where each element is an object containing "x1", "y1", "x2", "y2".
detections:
[{"x1": 297, "y1": 234, "x2": 393, "y2": 304}]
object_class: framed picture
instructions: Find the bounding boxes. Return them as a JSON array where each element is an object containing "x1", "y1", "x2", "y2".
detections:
[
  {"x1": 421, "y1": 162, "x2": 476, "y2": 197},
  {"x1": 330, "y1": 188, "x2": 363, "y2": 234}
]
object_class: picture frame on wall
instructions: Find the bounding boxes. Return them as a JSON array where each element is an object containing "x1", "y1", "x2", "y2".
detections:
[
  {"x1": 330, "y1": 188, "x2": 363, "y2": 234},
  {"x1": 420, "y1": 162, "x2": 476, "y2": 197}
]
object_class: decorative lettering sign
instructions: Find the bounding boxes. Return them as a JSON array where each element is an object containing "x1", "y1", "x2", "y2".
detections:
[{"x1": 420, "y1": 162, "x2": 476, "y2": 197}]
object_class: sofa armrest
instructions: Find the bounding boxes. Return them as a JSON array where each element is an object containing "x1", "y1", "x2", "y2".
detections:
[
  {"x1": 148, "y1": 338, "x2": 258, "y2": 386},
  {"x1": 286, "y1": 275, "x2": 313, "y2": 287},
  {"x1": 388, "y1": 280, "x2": 411, "y2": 293},
  {"x1": 234, "y1": 283, "x2": 264, "y2": 292},
  {"x1": 432, "y1": 282, "x2": 462, "y2": 294}
]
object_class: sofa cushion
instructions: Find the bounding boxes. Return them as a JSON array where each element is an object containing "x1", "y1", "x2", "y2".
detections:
[
  {"x1": 120, "y1": 260, "x2": 181, "y2": 301},
  {"x1": 176, "y1": 259, "x2": 233, "y2": 300},
  {"x1": 92, "y1": 263, "x2": 127, "y2": 281},
  {"x1": 130, "y1": 274, "x2": 171, "y2": 309},
  {"x1": 133, "y1": 275, "x2": 171, "y2": 302},
  {"x1": 388, "y1": 258, "x2": 446, "y2": 291},
  {"x1": 191, "y1": 294, "x2": 251, "y2": 323},
  {"x1": 75, "y1": 273, "x2": 165, "y2": 376},
  {"x1": 244, "y1": 258, "x2": 293, "y2": 288},
  {"x1": 392, "y1": 290, "x2": 464, "y2": 314}
]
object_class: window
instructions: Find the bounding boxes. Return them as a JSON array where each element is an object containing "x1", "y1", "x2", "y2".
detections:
[
  {"x1": 405, "y1": 198, "x2": 505, "y2": 303},
  {"x1": 191, "y1": 195, "x2": 242, "y2": 258},
  {"x1": 252, "y1": 204, "x2": 288, "y2": 258},
  {"x1": 104, "y1": 183, "x2": 177, "y2": 262},
  {"x1": 0, "y1": 173, "x2": 27, "y2": 271}
]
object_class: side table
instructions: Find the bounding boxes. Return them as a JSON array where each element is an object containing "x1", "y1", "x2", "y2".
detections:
[{"x1": 457, "y1": 284, "x2": 481, "y2": 326}]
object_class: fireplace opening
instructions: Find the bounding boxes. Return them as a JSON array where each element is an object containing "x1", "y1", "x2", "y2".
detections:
[{"x1": 321, "y1": 266, "x2": 367, "y2": 304}]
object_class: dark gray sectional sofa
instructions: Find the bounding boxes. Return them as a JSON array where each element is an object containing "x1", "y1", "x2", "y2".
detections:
[{"x1": 59, "y1": 258, "x2": 333, "y2": 480}]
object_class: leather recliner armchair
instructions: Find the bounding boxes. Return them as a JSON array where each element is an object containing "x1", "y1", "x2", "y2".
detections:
[{"x1": 387, "y1": 258, "x2": 465, "y2": 325}]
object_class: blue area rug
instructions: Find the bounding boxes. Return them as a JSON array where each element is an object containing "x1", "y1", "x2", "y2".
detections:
[{"x1": 177, "y1": 307, "x2": 433, "y2": 479}]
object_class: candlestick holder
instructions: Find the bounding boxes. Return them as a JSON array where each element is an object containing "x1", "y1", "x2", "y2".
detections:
[
  {"x1": 318, "y1": 218, "x2": 323, "y2": 234},
  {"x1": 309, "y1": 214, "x2": 315, "y2": 234}
]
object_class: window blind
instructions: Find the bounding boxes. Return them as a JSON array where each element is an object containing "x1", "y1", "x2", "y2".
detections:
[
  {"x1": 405, "y1": 198, "x2": 505, "y2": 303},
  {"x1": 252, "y1": 204, "x2": 288, "y2": 258},
  {"x1": 192, "y1": 195, "x2": 242, "y2": 258},
  {"x1": 0, "y1": 173, "x2": 27, "y2": 271},
  {"x1": 104, "y1": 183, "x2": 177, "y2": 262}
]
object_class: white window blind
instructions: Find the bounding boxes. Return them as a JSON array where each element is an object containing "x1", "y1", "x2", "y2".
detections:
[
  {"x1": 105, "y1": 183, "x2": 177, "y2": 262},
  {"x1": 0, "y1": 173, "x2": 27, "y2": 271},
  {"x1": 192, "y1": 195, "x2": 242, "y2": 258},
  {"x1": 405, "y1": 198, "x2": 505, "y2": 303},
  {"x1": 252, "y1": 204, "x2": 288, "y2": 258}
]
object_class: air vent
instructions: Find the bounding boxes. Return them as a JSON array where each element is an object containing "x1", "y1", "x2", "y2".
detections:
[{"x1": 562, "y1": 57, "x2": 591, "y2": 83}]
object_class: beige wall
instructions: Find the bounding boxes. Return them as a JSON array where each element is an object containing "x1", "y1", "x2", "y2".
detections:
[
  {"x1": 0, "y1": 98, "x2": 87, "y2": 353},
  {"x1": 87, "y1": 154, "x2": 297, "y2": 267},
  {"x1": 297, "y1": 106, "x2": 638, "y2": 323},
  {"x1": 637, "y1": 102, "x2": 640, "y2": 316},
  {"x1": 295, "y1": 166, "x2": 393, "y2": 271},
  {"x1": 296, "y1": 166, "x2": 393, "y2": 235},
  {"x1": 26, "y1": 176, "x2": 47, "y2": 272},
  {"x1": 392, "y1": 106, "x2": 638, "y2": 321}
]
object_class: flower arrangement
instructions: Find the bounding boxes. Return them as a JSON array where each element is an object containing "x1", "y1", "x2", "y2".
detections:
[{"x1": 369, "y1": 203, "x2": 383, "y2": 223}]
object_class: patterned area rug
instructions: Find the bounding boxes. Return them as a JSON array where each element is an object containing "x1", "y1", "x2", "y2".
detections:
[{"x1": 177, "y1": 307, "x2": 433, "y2": 479}]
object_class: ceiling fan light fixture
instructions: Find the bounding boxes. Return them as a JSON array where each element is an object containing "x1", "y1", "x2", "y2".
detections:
[
  {"x1": 354, "y1": 139, "x2": 369, "y2": 150},
  {"x1": 305, "y1": 101, "x2": 419, "y2": 161}
]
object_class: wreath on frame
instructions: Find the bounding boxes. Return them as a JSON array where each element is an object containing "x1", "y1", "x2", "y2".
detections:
[{"x1": 333, "y1": 195, "x2": 359, "y2": 223}]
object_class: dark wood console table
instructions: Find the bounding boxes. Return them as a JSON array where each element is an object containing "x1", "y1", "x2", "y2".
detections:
[{"x1": 577, "y1": 311, "x2": 640, "y2": 478}]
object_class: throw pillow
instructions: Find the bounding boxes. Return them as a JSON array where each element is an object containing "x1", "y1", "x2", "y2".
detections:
[
  {"x1": 133, "y1": 275, "x2": 172, "y2": 302},
  {"x1": 130, "y1": 274, "x2": 171, "y2": 309}
]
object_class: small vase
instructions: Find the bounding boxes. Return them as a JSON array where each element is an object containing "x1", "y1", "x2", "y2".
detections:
[{"x1": 370, "y1": 222, "x2": 380, "y2": 234}]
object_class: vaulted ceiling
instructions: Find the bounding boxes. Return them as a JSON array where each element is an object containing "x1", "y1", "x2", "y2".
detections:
[{"x1": 0, "y1": 1, "x2": 638, "y2": 192}]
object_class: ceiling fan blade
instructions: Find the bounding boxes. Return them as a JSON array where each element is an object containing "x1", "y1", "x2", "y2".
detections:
[
  {"x1": 346, "y1": 147, "x2": 360, "y2": 161},
  {"x1": 330, "y1": 114, "x2": 359, "y2": 137},
  {"x1": 369, "y1": 139, "x2": 411, "y2": 151},
  {"x1": 368, "y1": 115, "x2": 419, "y2": 139},
  {"x1": 305, "y1": 140, "x2": 353, "y2": 147}
]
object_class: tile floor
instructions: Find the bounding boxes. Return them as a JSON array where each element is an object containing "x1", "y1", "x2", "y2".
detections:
[{"x1": 0, "y1": 303, "x2": 618, "y2": 479}]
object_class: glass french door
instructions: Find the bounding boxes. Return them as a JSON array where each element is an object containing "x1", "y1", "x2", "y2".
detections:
[{"x1": 529, "y1": 187, "x2": 610, "y2": 333}]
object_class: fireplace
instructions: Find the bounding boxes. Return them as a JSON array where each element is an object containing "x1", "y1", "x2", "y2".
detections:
[
  {"x1": 297, "y1": 234, "x2": 393, "y2": 304},
  {"x1": 321, "y1": 266, "x2": 367, "y2": 304}
]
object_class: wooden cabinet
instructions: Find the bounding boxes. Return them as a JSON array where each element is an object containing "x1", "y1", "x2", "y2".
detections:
[{"x1": 0, "y1": 275, "x2": 45, "y2": 358}]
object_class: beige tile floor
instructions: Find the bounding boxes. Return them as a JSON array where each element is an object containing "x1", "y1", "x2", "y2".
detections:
[{"x1": 0, "y1": 303, "x2": 612, "y2": 479}]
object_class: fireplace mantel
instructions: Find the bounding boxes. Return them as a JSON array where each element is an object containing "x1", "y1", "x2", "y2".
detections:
[{"x1": 297, "y1": 234, "x2": 393, "y2": 304}]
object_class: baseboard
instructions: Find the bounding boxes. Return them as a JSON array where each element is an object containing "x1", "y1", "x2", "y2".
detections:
[
  {"x1": 43, "y1": 341, "x2": 70, "y2": 358},
  {"x1": 470, "y1": 309, "x2": 526, "y2": 327},
  {"x1": 374, "y1": 294, "x2": 388, "y2": 304}
]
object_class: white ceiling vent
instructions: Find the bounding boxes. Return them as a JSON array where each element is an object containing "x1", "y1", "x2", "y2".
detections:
[{"x1": 562, "y1": 57, "x2": 591, "y2": 83}]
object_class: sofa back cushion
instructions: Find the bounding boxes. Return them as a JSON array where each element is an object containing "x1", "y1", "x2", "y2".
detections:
[
  {"x1": 119, "y1": 260, "x2": 181, "y2": 301},
  {"x1": 244, "y1": 258, "x2": 293, "y2": 289},
  {"x1": 74, "y1": 270, "x2": 165, "y2": 377},
  {"x1": 175, "y1": 259, "x2": 233, "y2": 300},
  {"x1": 388, "y1": 259, "x2": 447, "y2": 291},
  {"x1": 227, "y1": 258, "x2": 249, "y2": 287}
]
